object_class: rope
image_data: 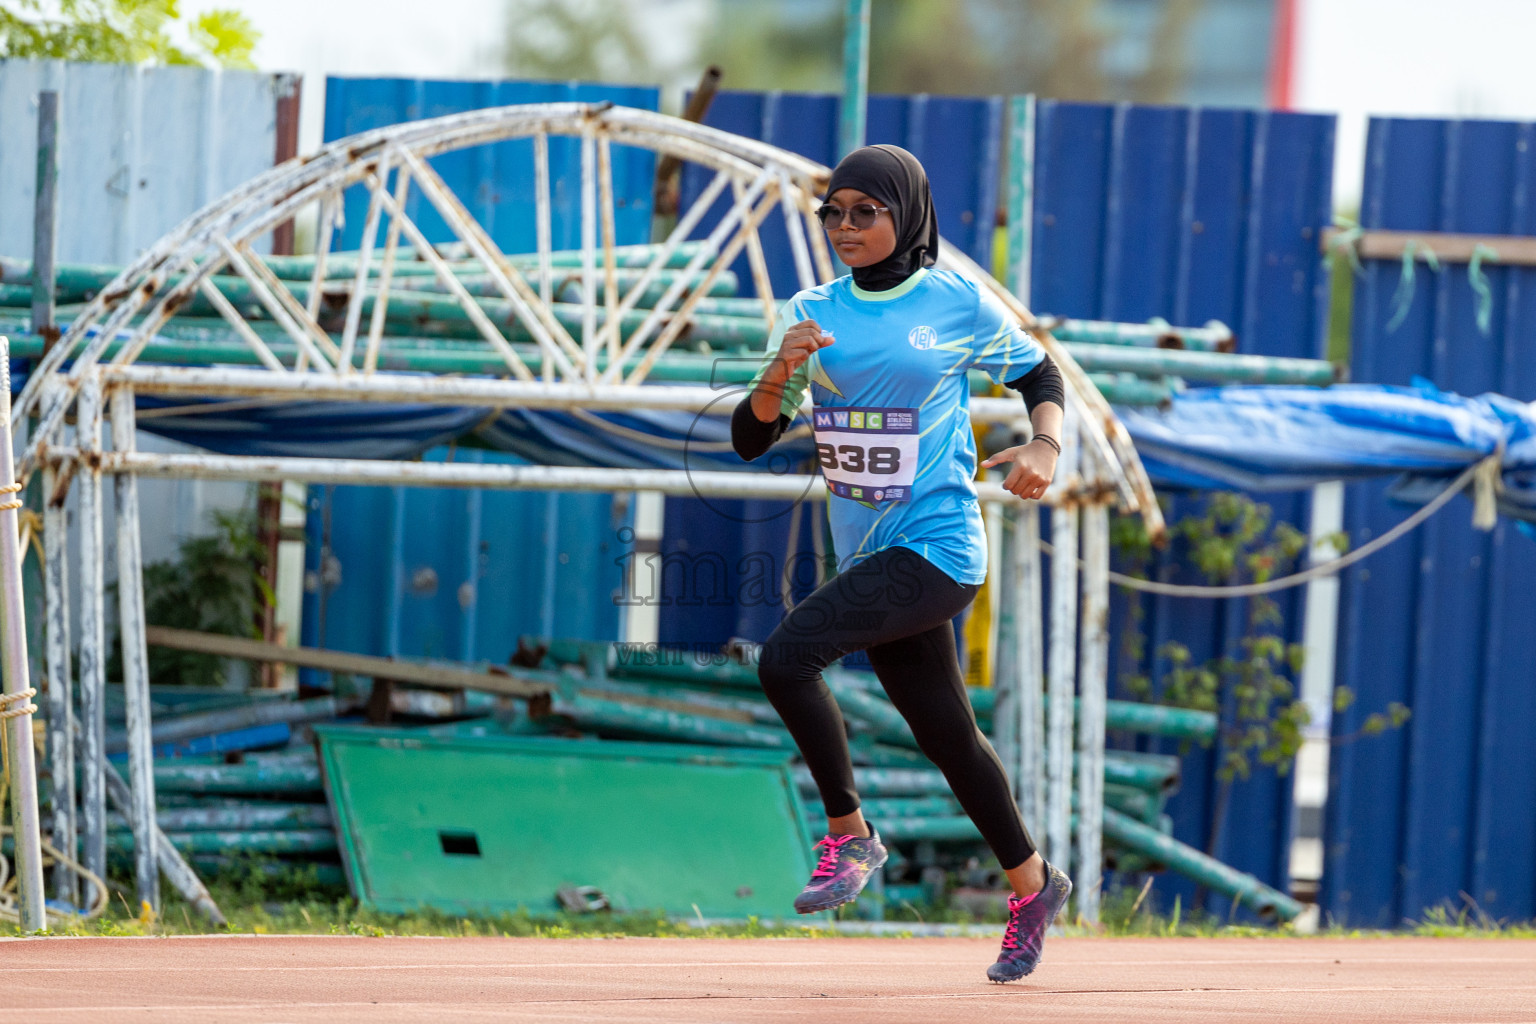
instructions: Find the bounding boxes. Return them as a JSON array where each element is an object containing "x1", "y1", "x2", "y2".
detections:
[
  {"x1": 0, "y1": 481, "x2": 21, "y2": 513},
  {"x1": 1046, "y1": 454, "x2": 1495, "y2": 598},
  {"x1": 0, "y1": 689, "x2": 37, "y2": 721},
  {"x1": 1468, "y1": 243, "x2": 1499, "y2": 336},
  {"x1": 1386, "y1": 240, "x2": 1441, "y2": 333}
]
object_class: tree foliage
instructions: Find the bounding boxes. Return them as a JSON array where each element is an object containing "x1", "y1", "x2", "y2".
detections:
[
  {"x1": 0, "y1": 0, "x2": 258, "y2": 68},
  {"x1": 131, "y1": 508, "x2": 271, "y2": 688}
]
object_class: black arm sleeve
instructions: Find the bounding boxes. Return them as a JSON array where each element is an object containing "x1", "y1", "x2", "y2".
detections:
[
  {"x1": 1004, "y1": 354, "x2": 1065, "y2": 414},
  {"x1": 732, "y1": 396, "x2": 791, "y2": 462}
]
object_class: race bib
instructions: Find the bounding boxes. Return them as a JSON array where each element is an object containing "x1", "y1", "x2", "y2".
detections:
[{"x1": 811, "y1": 406, "x2": 919, "y2": 503}]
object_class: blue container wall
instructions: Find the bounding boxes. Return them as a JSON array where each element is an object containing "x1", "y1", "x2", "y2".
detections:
[
  {"x1": 678, "y1": 90, "x2": 1003, "y2": 299},
  {"x1": 1325, "y1": 116, "x2": 1536, "y2": 927},
  {"x1": 322, "y1": 77, "x2": 659, "y2": 253},
  {"x1": 301, "y1": 447, "x2": 623, "y2": 667},
  {"x1": 1030, "y1": 100, "x2": 1336, "y2": 916}
]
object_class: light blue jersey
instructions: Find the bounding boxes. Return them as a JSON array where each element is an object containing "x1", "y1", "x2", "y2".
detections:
[{"x1": 751, "y1": 268, "x2": 1046, "y2": 585}]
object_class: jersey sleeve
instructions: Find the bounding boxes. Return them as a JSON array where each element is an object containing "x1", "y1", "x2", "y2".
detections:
[
  {"x1": 747, "y1": 298, "x2": 812, "y2": 418},
  {"x1": 967, "y1": 284, "x2": 1047, "y2": 385}
]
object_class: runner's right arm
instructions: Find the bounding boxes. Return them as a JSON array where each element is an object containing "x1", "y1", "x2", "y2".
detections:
[{"x1": 732, "y1": 307, "x2": 825, "y2": 461}]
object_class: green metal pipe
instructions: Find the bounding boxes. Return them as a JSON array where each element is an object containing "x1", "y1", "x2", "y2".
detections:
[
  {"x1": 1066, "y1": 342, "x2": 1338, "y2": 386},
  {"x1": 153, "y1": 760, "x2": 322, "y2": 795},
  {"x1": 260, "y1": 241, "x2": 714, "y2": 279},
  {"x1": 545, "y1": 692, "x2": 797, "y2": 750},
  {"x1": 404, "y1": 268, "x2": 743, "y2": 302},
  {"x1": 109, "y1": 828, "x2": 338, "y2": 856},
  {"x1": 1087, "y1": 373, "x2": 1178, "y2": 408},
  {"x1": 967, "y1": 688, "x2": 1216, "y2": 741},
  {"x1": 839, "y1": 0, "x2": 871, "y2": 157},
  {"x1": 108, "y1": 803, "x2": 332, "y2": 831},
  {"x1": 1049, "y1": 318, "x2": 1234, "y2": 353},
  {"x1": 1101, "y1": 806, "x2": 1303, "y2": 922}
]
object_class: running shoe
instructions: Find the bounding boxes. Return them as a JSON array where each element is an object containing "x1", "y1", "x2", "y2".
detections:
[
  {"x1": 986, "y1": 861, "x2": 1073, "y2": 983},
  {"x1": 792, "y1": 826, "x2": 888, "y2": 914}
]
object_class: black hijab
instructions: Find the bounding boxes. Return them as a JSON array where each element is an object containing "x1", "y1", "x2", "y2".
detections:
[{"x1": 824, "y1": 144, "x2": 940, "y2": 292}]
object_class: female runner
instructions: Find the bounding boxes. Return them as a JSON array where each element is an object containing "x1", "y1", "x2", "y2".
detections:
[{"x1": 731, "y1": 144, "x2": 1071, "y2": 983}]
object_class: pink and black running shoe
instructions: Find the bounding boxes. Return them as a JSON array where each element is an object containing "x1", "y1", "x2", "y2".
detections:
[
  {"x1": 986, "y1": 861, "x2": 1073, "y2": 983},
  {"x1": 792, "y1": 827, "x2": 888, "y2": 914}
]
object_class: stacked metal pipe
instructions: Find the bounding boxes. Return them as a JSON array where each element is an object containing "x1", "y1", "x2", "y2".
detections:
[{"x1": 0, "y1": 248, "x2": 1340, "y2": 407}]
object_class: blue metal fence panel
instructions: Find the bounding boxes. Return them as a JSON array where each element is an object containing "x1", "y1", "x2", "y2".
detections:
[
  {"x1": 679, "y1": 90, "x2": 1004, "y2": 298},
  {"x1": 1325, "y1": 116, "x2": 1536, "y2": 927},
  {"x1": 301, "y1": 448, "x2": 622, "y2": 668},
  {"x1": 322, "y1": 77, "x2": 660, "y2": 254},
  {"x1": 1031, "y1": 101, "x2": 1335, "y2": 358},
  {"x1": 0, "y1": 59, "x2": 286, "y2": 264},
  {"x1": 1029, "y1": 99, "x2": 1336, "y2": 914}
]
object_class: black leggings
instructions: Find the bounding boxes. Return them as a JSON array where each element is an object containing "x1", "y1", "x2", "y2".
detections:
[{"x1": 757, "y1": 546, "x2": 1036, "y2": 870}]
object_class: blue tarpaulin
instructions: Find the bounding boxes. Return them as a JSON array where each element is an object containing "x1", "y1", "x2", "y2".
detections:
[{"x1": 128, "y1": 378, "x2": 1536, "y2": 519}]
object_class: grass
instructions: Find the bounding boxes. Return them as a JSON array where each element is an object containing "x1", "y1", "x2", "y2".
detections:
[{"x1": 9, "y1": 864, "x2": 1535, "y2": 940}]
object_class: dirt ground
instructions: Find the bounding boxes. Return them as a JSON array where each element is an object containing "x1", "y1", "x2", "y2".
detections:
[{"x1": 1, "y1": 934, "x2": 1533, "y2": 1023}]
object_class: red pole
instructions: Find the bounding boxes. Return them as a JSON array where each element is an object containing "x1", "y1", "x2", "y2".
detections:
[{"x1": 1268, "y1": 0, "x2": 1299, "y2": 110}]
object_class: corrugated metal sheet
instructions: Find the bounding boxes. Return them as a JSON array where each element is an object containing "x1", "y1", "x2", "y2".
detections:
[
  {"x1": 300, "y1": 448, "x2": 623, "y2": 666},
  {"x1": 1029, "y1": 100, "x2": 1336, "y2": 916},
  {"x1": 1325, "y1": 116, "x2": 1536, "y2": 927},
  {"x1": 0, "y1": 59, "x2": 287, "y2": 264},
  {"x1": 322, "y1": 77, "x2": 660, "y2": 254},
  {"x1": 678, "y1": 90, "x2": 1004, "y2": 298}
]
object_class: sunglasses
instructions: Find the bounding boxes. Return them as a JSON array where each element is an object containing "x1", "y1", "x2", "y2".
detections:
[{"x1": 814, "y1": 202, "x2": 890, "y2": 230}]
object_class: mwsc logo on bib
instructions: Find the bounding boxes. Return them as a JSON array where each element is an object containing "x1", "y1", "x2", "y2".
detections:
[{"x1": 908, "y1": 325, "x2": 937, "y2": 350}]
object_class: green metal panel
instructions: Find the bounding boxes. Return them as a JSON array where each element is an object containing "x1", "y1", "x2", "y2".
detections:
[{"x1": 315, "y1": 727, "x2": 816, "y2": 919}]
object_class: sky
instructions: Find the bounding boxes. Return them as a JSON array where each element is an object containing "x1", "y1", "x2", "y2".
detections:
[
  {"x1": 191, "y1": 0, "x2": 1536, "y2": 208},
  {"x1": 1294, "y1": 0, "x2": 1536, "y2": 204}
]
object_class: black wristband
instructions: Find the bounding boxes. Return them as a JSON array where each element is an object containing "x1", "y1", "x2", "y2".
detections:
[{"x1": 1029, "y1": 433, "x2": 1061, "y2": 455}]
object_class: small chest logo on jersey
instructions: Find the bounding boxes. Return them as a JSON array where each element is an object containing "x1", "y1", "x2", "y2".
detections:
[{"x1": 908, "y1": 325, "x2": 938, "y2": 350}]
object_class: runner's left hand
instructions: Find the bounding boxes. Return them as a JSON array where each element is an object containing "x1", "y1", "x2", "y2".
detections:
[{"x1": 981, "y1": 441, "x2": 1058, "y2": 501}]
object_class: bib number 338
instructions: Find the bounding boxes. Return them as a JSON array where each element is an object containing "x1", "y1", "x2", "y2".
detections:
[{"x1": 811, "y1": 406, "x2": 919, "y2": 503}]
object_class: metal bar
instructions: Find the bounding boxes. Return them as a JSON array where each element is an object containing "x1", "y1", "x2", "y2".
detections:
[
  {"x1": 1076, "y1": 498, "x2": 1110, "y2": 924},
  {"x1": 581, "y1": 125, "x2": 599, "y2": 380},
  {"x1": 31, "y1": 90, "x2": 60, "y2": 347},
  {"x1": 39, "y1": 383, "x2": 75, "y2": 907},
  {"x1": 779, "y1": 170, "x2": 817, "y2": 291},
  {"x1": 217, "y1": 239, "x2": 336, "y2": 372},
  {"x1": 109, "y1": 387, "x2": 160, "y2": 914},
  {"x1": 1046, "y1": 317, "x2": 1234, "y2": 352},
  {"x1": 0, "y1": 343, "x2": 45, "y2": 931},
  {"x1": 196, "y1": 279, "x2": 287, "y2": 372},
  {"x1": 298, "y1": 195, "x2": 337, "y2": 374},
  {"x1": 993, "y1": 506, "x2": 1022, "y2": 794},
  {"x1": 597, "y1": 134, "x2": 620, "y2": 367},
  {"x1": 364, "y1": 168, "x2": 412, "y2": 375},
  {"x1": 1326, "y1": 226, "x2": 1536, "y2": 265},
  {"x1": 144, "y1": 624, "x2": 549, "y2": 697},
  {"x1": 1046, "y1": 403, "x2": 1080, "y2": 874},
  {"x1": 100, "y1": 755, "x2": 225, "y2": 924},
  {"x1": 1065, "y1": 342, "x2": 1336, "y2": 385},
  {"x1": 65, "y1": 447, "x2": 1061, "y2": 508},
  {"x1": 839, "y1": 0, "x2": 871, "y2": 157},
  {"x1": 533, "y1": 132, "x2": 554, "y2": 313},
  {"x1": 1018, "y1": 503, "x2": 1046, "y2": 828},
  {"x1": 74, "y1": 372, "x2": 107, "y2": 916},
  {"x1": 336, "y1": 151, "x2": 394, "y2": 374},
  {"x1": 1006, "y1": 94, "x2": 1035, "y2": 306}
]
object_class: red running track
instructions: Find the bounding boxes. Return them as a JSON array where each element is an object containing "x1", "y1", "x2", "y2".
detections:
[{"x1": 1, "y1": 934, "x2": 1533, "y2": 1023}]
